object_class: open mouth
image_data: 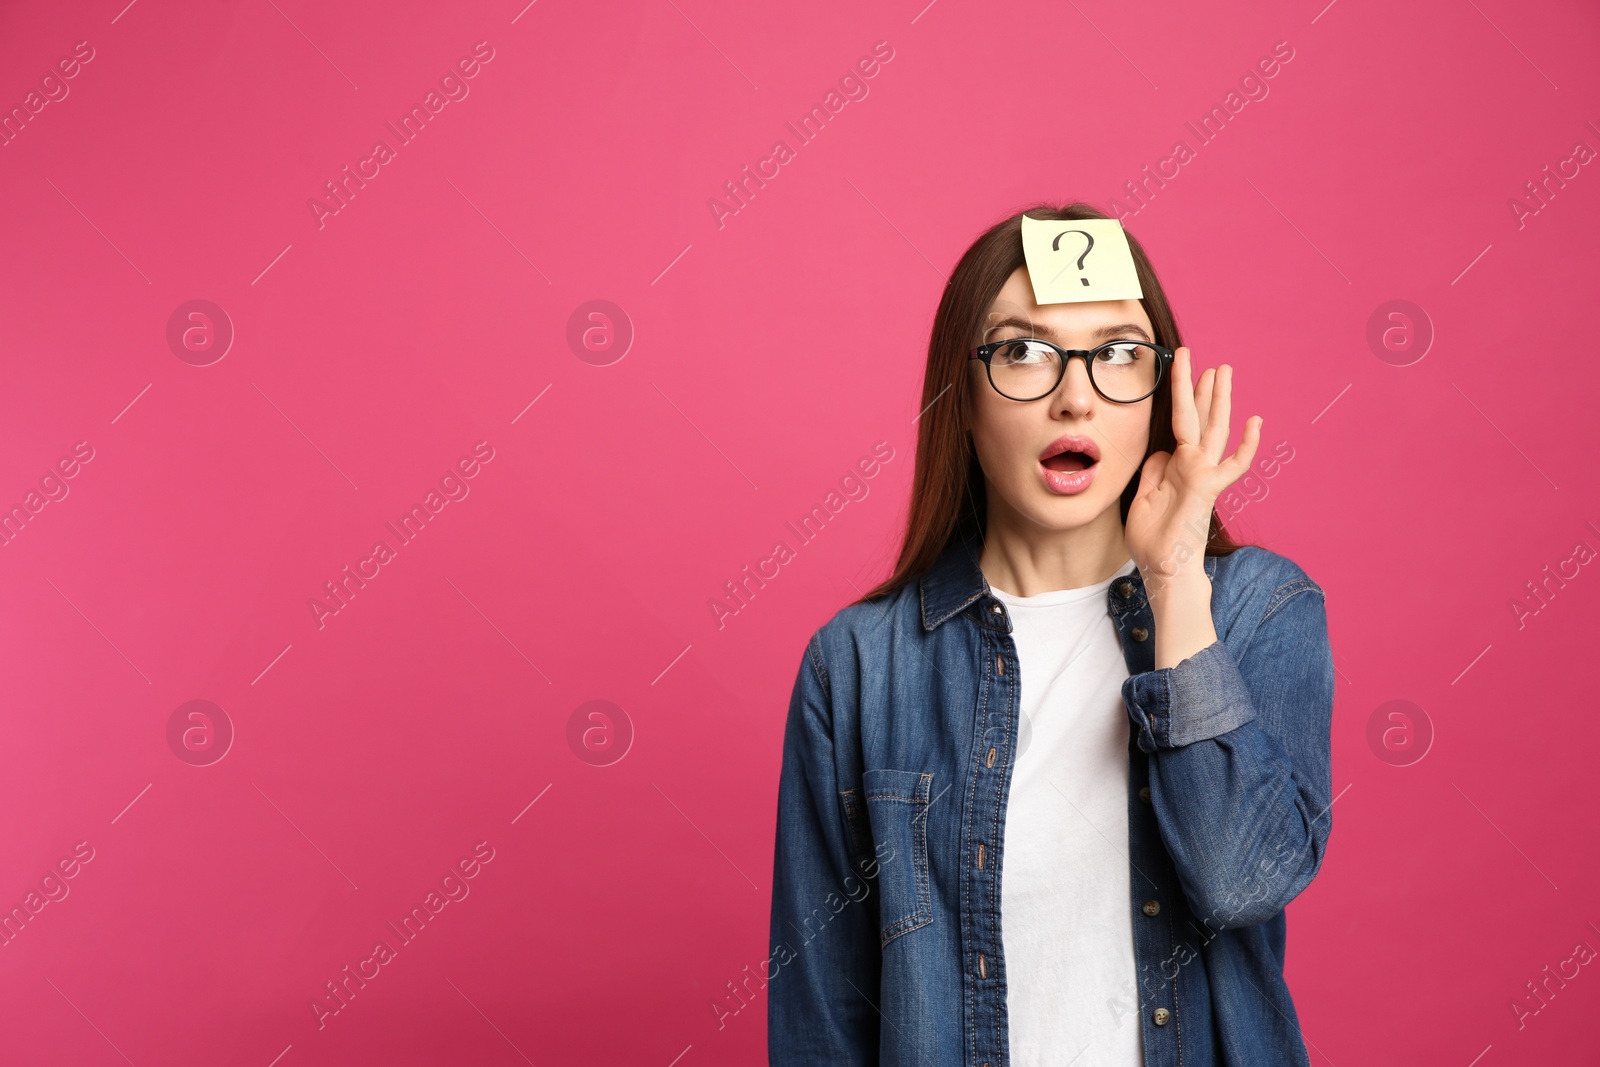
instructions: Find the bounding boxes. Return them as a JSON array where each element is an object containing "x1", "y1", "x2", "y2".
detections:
[
  {"x1": 1038, "y1": 435, "x2": 1100, "y2": 473},
  {"x1": 1041, "y1": 450, "x2": 1096, "y2": 473}
]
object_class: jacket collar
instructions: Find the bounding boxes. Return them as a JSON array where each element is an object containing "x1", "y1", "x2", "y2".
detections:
[
  {"x1": 918, "y1": 530, "x2": 1219, "y2": 631},
  {"x1": 919, "y1": 533, "x2": 990, "y2": 631}
]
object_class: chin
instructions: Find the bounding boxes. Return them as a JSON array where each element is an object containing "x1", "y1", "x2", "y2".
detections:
[{"x1": 1029, "y1": 498, "x2": 1101, "y2": 529}]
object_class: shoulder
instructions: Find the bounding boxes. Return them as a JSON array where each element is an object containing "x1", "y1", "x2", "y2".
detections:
[
  {"x1": 802, "y1": 581, "x2": 921, "y2": 683},
  {"x1": 1210, "y1": 545, "x2": 1330, "y2": 663},
  {"x1": 1213, "y1": 543, "x2": 1323, "y2": 603}
]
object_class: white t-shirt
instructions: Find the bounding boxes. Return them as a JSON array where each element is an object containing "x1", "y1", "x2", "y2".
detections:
[{"x1": 990, "y1": 557, "x2": 1143, "y2": 1067}]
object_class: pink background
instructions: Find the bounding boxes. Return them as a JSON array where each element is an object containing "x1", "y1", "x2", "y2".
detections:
[{"x1": 3, "y1": 0, "x2": 1598, "y2": 1064}]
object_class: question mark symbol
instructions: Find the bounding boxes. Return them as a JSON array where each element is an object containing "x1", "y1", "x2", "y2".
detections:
[{"x1": 1052, "y1": 229, "x2": 1095, "y2": 286}]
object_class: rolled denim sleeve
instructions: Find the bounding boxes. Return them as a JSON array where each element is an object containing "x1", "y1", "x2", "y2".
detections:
[
  {"x1": 1123, "y1": 637, "x2": 1258, "y2": 749},
  {"x1": 1121, "y1": 577, "x2": 1335, "y2": 930},
  {"x1": 768, "y1": 634, "x2": 881, "y2": 1065}
]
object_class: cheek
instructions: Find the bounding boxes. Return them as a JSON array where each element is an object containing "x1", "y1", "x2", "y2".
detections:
[
  {"x1": 968, "y1": 410, "x2": 1004, "y2": 474},
  {"x1": 968, "y1": 398, "x2": 1031, "y2": 481},
  {"x1": 1106, "y1": 408, "x2": 1152, "y2": 466},
  {"x1": 966, "y1": 371, "x2": 1001, "y2": 458}
]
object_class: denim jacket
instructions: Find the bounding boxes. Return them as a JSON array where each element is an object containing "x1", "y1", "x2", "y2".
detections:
[{"x1": 768, "y1": 534, "x2": 1335, "y2": 1066}]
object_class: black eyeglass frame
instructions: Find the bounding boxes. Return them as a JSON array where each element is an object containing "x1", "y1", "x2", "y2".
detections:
[{"x1": 969, "y1": 338, "x2": 1175, "y2": 403}]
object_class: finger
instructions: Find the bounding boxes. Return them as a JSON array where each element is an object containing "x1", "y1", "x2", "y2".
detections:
[
  {"x1": 1201, "y1": 364, "x2": 1233, "y2": 463},
  {"x1": 1218, "y1": 414, "x2": 1263, "y2": 485},
  {"x1": 1194, "y1": 366, "x2": 1216, "y2": 445},
  {"x1": 1171, "y1": 347, "x2": 1200, "y2": 446}
]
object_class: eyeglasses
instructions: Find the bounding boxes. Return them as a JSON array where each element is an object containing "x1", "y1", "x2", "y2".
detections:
[{"x1": 969, "y1": 338, "x2": 1174, "y2": 403}]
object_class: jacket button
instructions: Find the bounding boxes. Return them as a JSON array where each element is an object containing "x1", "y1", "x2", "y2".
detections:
[
  {"x1": 991, "y1": 603, "x2": 1002, "y2": 614},
  {"x1": 1139, "y1": 786, "x2": 1151, "y2": 803},
  {"x1": 1132, "y1": 626, "x2": 1149, "y2": 642},
  {"x1": 1115, "y1": 579, "x2": 1134, "y2": 598},
  {"x1": 1142, "y1": 899, "x2": 1160, "y2": 916},
  {"x1": 1153, "y1": 1007, "x2": 1171, "y2": 1026}
]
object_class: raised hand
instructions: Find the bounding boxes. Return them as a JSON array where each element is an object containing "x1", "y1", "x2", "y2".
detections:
[{"x1": 1125, "y1": 346, "x2": 1262, "y2": 591}]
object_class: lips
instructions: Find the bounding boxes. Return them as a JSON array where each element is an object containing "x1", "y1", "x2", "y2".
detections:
[{"x1": 1039, "y1": 434, "x2": 1100, "y2": 473}]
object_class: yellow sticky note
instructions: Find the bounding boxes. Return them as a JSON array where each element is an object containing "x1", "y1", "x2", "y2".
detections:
[{"x1": 1020, "y1": 215, "x2": 1144, "y2": 305}]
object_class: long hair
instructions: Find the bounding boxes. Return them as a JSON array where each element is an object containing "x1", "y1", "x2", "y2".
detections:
[{"x1": 855, "y1": 202, "x2": 1245, "y2": 605}]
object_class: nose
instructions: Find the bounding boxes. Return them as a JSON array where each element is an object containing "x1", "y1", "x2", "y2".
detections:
[{"x1": 1050, "y1": 353, "x2": 1098, "y2": 415}]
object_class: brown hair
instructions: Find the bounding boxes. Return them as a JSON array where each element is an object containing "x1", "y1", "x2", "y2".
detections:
[{"x1": 855, "y1": 201, "x2": 1245, "y2": 605}]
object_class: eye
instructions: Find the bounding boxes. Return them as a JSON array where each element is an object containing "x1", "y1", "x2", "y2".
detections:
[
  {"x1": 995, "y1": 339, "x2": 1057, "y2": 366},
  {"x1": 1095, "y1": 342, "x2": 1146, "y2": 365}
]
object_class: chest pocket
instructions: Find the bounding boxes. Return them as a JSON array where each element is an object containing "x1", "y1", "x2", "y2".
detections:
[{"x1": 862, "y1": 768, "x2": 934, "y2": 947}]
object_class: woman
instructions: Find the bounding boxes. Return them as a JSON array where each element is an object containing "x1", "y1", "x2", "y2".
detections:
[{"x1": 767, "y1": 203, "x2": 1335, "y2": 1067}]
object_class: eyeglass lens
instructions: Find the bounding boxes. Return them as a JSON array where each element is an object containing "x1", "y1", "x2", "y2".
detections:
[{"x1": 988, "y1": 340, "x2": 1160, "y2": 402}]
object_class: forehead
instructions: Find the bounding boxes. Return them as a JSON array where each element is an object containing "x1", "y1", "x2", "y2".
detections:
[{"x1": 980, "y1": 265, "x2": 1153, "y2": 340}]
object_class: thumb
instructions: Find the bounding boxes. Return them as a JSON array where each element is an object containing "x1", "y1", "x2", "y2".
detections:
[{"x1": 1132, "y1": 450, "x2": 1170, "y2": 505}]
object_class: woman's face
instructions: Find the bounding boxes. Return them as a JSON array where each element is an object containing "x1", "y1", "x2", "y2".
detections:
[{"x1": 969, "y1": 266, "x2": 1157, "y2": 534}]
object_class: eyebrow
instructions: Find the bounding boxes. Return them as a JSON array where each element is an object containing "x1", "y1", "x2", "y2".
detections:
[{"x1": 985, "y1": 317, "x2": 1153, "y2": 343}]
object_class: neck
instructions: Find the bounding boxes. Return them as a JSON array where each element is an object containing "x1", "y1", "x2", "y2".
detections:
[{"x1": 977, "y1": 498, "x2": 1131, "y2": 598}]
